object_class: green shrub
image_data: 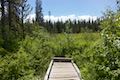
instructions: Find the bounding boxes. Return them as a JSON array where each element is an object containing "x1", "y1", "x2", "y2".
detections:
[
  {"x1": 0, "y1": 48, "x2": 34, "y2": 80},
  {"x1": 21, "y1": 29, "x2": 53, "y2": 78}
]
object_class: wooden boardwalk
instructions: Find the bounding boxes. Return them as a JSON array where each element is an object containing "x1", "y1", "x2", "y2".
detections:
[{"x1": 44, "y1": 57, "x2": 82, "y2": 80}]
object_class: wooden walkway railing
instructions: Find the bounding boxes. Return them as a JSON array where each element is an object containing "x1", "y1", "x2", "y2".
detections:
[{"x1": 44, "y1": 57, "x2": 82, "y2": 80}]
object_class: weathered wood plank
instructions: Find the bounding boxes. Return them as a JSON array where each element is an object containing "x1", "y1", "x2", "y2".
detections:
[
  {"x1": 49, "y1": 62, "x2": 80, "y2": 80},
  {"x1": 44, "y1": 57, "x2": 82, "y2": 80}
]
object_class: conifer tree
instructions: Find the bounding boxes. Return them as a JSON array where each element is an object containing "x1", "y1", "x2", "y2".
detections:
[
  {"x1": 35, "y1": 0, "x2": 44, "y2": 25},
  {"x1": 19, "y1": 0, "x2": 32, "y2": 39}
]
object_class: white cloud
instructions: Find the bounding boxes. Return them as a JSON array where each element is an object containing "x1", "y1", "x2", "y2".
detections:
[
  {"x1": 26, "y1": 14, "x2": 36, "y2": 22},
  {"x1": 26, "y1": 14, "x2": 98, "y2": 22}
]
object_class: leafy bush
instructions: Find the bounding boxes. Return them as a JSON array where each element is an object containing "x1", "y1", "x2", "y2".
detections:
[
  {"x1": 79, "y1": 9, "x2": 120, "y2": 80},
  {"x1": 0, "y1": 48, "x2": 34, "y2": 80},
  {"x1": 21, "y1": 28, "x2": 53, "y2": 79}
]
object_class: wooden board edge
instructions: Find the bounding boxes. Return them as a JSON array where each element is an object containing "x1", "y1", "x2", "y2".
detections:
[
  {"x1": 44, "y1": 60, "x2": 54, "y2": 80},
  {"x1": 72, "y1": 61, "x2": 83, "y2": 80}
]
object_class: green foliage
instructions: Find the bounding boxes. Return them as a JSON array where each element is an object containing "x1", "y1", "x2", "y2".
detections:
[
  {"x1": 0, "y1": 48, "x2": 34, "y2": 80},
  {"x1": 94, "y1": 11, "x2": 120, "y2": 80},
  {"x1": 0, "y1": 27, "x2": 51, "y2": 80},
  {"x1": 0, "y1": 48, "x2": 10, "y2": 58},
  {"x1": 21, "y1": 28, "x2": 53, "y2": 78},
  {"x1": 79, "y1": 8, "x2": 120, "y2": 80}
]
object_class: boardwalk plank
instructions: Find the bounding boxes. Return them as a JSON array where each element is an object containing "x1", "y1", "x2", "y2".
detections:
[
  {"x1": 44, "y1": 57, "x2": 82, "y2": 80},
  {"x1": 49, "y1": 62, "x2": 80, "y2": 80}
]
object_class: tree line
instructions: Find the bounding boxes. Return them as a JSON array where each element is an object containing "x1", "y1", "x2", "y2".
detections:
[{"x1": 43, "y1": 19, "x2": 101, "y2": 33}]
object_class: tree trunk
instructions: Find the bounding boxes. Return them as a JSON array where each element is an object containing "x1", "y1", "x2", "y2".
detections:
[
  {"x1": 1, "y1": 0, "x2": 8, "y2": 48},
  {"x1": 8, "y1": 0, "x2": 12, "y2": 29},
  {"x1": 22, "y1": 6, "x2": 25, "y2": 39}
]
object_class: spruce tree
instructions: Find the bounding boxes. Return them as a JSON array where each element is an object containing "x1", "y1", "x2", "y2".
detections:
[
  {"x1": 35, "y1": 0, "x2": 44, "y2": 26},
  {"x1": 19, "y1": 0, "x2": 32, "y2": 39}
]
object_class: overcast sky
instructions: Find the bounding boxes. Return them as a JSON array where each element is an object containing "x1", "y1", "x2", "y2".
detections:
[{"x1": 27, "y1": 0, "x2": 116, "y2": 22}]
